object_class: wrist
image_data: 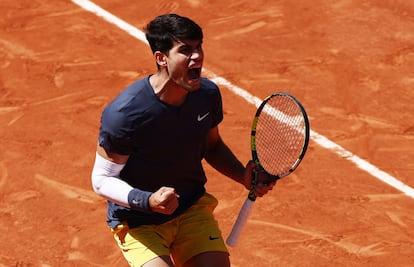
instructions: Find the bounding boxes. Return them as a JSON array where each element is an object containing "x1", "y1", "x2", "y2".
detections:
[{"x1": 127, "y1": 188, "x2": 153, "y2": 213}]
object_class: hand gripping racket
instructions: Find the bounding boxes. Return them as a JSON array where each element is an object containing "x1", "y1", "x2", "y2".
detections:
[{"x1": 226, "y1": 92, "x2": 310, "y2": 247}]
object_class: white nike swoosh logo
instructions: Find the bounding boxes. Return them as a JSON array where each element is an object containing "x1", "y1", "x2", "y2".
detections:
[{"x1": 197, "y1": 112, "x2": 210, "y2": 121}]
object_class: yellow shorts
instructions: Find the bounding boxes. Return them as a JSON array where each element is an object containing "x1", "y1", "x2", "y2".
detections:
[{"x1": 111, "y1": 192, "x2": 228, "y2": 266}]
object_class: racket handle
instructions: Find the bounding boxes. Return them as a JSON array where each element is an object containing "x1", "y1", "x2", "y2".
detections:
[{"x1": 226, "y1": 198, "x2": 255, "y2": 247}]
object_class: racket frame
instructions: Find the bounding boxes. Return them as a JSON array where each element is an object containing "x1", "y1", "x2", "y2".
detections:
[
  {"x1": 252, "y1": 92, "x2": 310, "y2": 181},
  {"x1": 226, "y1": 92, "x2": 310, "y2": 247}
]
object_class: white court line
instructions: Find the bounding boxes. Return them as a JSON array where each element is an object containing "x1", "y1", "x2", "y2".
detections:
[{"x1": 71, "y1": 0, "x2": 414, "y2": 199}]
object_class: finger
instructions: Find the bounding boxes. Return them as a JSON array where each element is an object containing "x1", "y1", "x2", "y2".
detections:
[
  {"x1": 164, "y1": 197, "x2": 178, "y2": 214},
  {"x1": 159, "y1": 186, "x2": 175, "y2": 195},
  {"x1": 262, "y1": 181, "x2": 276, "y2": 187},
  {"x1": 243, "y1": 160, "x2": 256, "y2": 190},
  {"x1": 254, "y1": 182, "x2": 275, "y2": 197}
]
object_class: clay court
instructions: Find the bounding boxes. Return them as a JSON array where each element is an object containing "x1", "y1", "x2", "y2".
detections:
[{"x1": 1, "y1": 0, "x2": 414, "y2": 266}]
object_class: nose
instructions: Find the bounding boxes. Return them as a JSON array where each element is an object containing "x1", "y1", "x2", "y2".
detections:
[{"x1": 191, "y1": 48, "x2": 203, "y2": 61}]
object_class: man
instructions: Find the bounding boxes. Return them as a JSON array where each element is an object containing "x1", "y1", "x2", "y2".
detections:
[{"x1": 91, "y1": 14, "x2": 275, "y2": 267}]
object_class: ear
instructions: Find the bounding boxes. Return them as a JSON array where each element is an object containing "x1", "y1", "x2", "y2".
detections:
[{"x1": 154, "y1": 51, "x2": 167, "y2": 67}]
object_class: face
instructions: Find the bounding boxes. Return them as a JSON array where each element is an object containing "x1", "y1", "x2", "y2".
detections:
[{"x1": 162, "y1": 39, "x2": 204, "y2": 92}]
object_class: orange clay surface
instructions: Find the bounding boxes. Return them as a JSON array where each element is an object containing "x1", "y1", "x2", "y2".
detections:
[{"x1": 1, "y1": 1, "x2": 414, "y2": 266}]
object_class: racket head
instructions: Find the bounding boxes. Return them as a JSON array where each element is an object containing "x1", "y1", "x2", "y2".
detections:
[{"x1": 251, "y1": 92, "x2": 310, "y2": 181}]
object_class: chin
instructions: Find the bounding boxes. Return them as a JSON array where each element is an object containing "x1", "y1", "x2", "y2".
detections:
[{"x1": 186, "y1": 80, "x2": 201, "y2": 91}]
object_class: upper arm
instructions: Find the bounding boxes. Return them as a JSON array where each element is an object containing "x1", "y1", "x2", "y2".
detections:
[{"x1": 96, "y1": 143, "x2": 129, "y2": 164}]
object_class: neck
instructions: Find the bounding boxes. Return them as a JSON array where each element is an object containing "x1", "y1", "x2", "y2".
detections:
[{"x1": 149, "y1": 73, "x2": 188, "y2": 106}]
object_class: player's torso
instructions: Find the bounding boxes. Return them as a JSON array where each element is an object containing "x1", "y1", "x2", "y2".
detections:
[{"x1": 118, "y1": 77, "x2": 222, "y2": 193}]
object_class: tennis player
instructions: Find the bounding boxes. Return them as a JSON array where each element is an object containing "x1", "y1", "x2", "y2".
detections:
[{"x1": 91, "y1": 14, "x2": 275, "y2": 267}]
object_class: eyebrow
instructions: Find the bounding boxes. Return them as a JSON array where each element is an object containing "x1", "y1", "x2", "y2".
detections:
[{"x1": 176, "y1": 40, "x2": 203, "y2": 47}]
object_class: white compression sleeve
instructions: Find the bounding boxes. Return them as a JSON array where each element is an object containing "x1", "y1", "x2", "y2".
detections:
[{"x1": 91, "y1": 152, "x2": 132, "y2": 207}]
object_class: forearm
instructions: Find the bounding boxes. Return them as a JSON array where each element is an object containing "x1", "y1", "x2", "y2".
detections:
[
  {"x1": 91, "y1": 152, "x2": 151, "y2": 212},
  {"x1": 204, "y1": 139, "x2": 246, "y2": 186}
]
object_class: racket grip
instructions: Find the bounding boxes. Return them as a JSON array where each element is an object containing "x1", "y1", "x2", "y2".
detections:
[{"x1": 226, "y1": 198, "x2": 255, "y2": 247}]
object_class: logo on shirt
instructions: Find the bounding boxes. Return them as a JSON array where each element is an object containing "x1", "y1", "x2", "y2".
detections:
[
  {"x1": 197, "y1": 112, "x2": 210, "y2": 122},
  {"x1": 209, "y1": 235, "x2": 220, "y2": 240}
]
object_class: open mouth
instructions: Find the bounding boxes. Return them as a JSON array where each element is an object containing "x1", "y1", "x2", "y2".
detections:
[{"x1": 188, "y1": 67, "x2": 201, "y2": 81}]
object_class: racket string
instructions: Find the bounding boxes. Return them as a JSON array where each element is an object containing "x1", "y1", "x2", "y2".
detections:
[{"x1": 254, "y1": 95, "x2": 306, "y2": 176}]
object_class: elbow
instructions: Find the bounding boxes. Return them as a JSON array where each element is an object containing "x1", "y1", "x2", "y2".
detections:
[{"x1": 91, "y1": 172, "x2": 104, "y2": 195}]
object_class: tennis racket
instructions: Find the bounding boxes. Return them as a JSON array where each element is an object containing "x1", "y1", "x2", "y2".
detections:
[{"x1": 226, "y1": 92, "x2": 310, "y2": 247}]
